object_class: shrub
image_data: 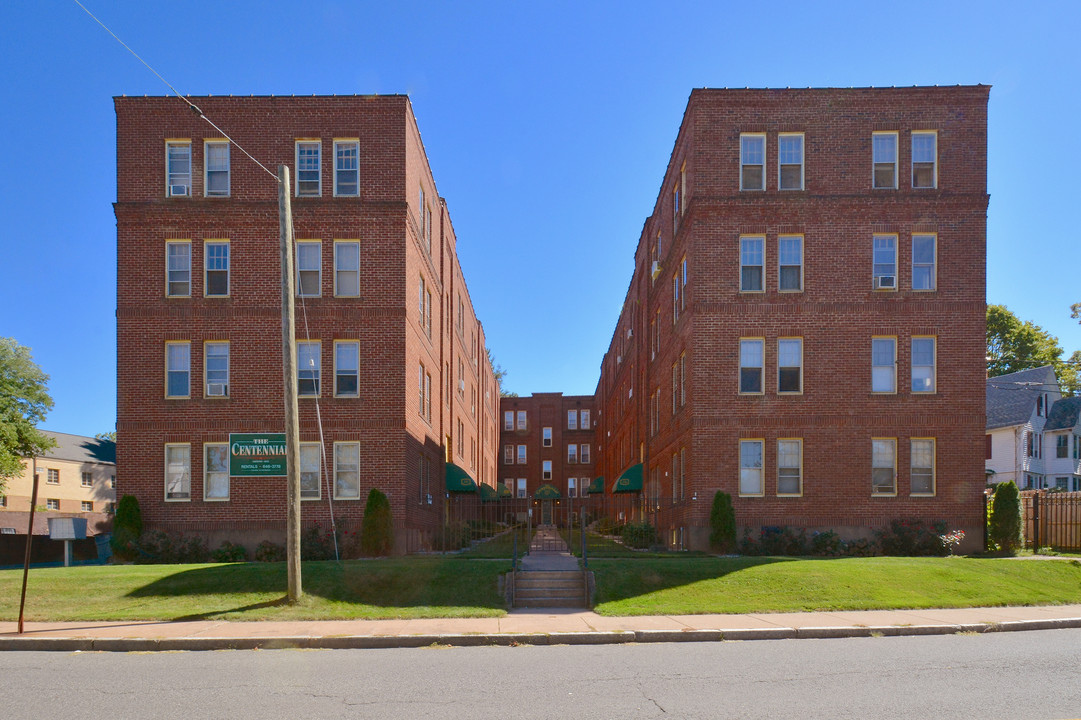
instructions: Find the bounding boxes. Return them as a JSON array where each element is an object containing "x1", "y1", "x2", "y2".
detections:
[
  {"x1": 709, "y1": 491, "x2": 737, "y2": 553},
  {"x1": 989, "y1": 480, "x2": 1023, "y2": 554},
  {"x1": 621, "y1": 522, "x2": 657, "y2": 549},
  {"x1": 110, "y1": 494, "x2": 143, "y2": 561},
  {"x1": 254, "y1": 540, "x2": 286, "y2": 562},
  {"x1": 301, "y1": 525, "x2": 335, "y2": 561},
  {"x1": 176, "y1": 534, "x2": 210, "y2": 563},
  {"x1": 810, "y1": 530, "x2": 844, "y2": 556},
  {"x1": 439, "y1": 521, "x2": 472, "y2": 551},
  {"x1": 361, "y1": 488, "x2": 394, "y2": 556},
  {"x1": 212, "y1": 540, "x2": 249, "y2": 562},
  {"x1": 876, "y1": 519, "x2": 948, "y2": 556},
  {"x1": 760, "y1": 526, "x2": 808, "y2": 556},
  {"x1": 133, "y1": 530, "x2": 210, "y2": 564}
]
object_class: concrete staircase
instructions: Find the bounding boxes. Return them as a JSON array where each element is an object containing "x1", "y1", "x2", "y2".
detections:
[{"x1": 511, "y1": 526, "x2": 591, "y2": 609}]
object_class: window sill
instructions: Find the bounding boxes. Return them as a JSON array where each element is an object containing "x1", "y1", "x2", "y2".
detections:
[
  {"x1": 871, "y1": 492, "x2": 897, "y2": 498},
  {"x1": 738, "y1": 492, "x2": 765, "y2": 498},
  {"x1": 164, "y1": 497, "x2": 191, "y2": 502},
  {"x1": 777, "y1": 492, "x2": 803, "y2": 498},
  {"x1": 203, "y1": 497, "x2": 230, "y2": 502}
]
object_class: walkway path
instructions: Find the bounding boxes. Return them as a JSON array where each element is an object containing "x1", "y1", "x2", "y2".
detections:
[{"x1": 519, "y1": 526, "x2": 579, "y2": 572}]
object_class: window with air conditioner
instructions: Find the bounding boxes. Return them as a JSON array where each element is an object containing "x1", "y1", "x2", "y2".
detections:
[
  {"x1": 204, "y1": 341, "x2": 229, "y2": 397},
  {"x1": 872, "y1": 235, "x2": 897, "y2": 290}
]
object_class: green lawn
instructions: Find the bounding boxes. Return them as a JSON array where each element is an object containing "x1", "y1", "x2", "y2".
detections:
[
  {"x1": 590, "y1": 556, "x2": 1081, "y2": 616},
  {"x1": 3, "y1": 555, "x2": 1080, "y2": 622}
]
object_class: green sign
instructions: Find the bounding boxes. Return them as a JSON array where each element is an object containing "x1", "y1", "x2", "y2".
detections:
[{"x1": 229, "y1": 433, "x2": 287, "y2": 476}]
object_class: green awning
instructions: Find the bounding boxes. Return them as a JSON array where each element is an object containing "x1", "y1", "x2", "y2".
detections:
[
  {"x1": 445, "y1": 462, "x2": 478, "y2": 493},
  {"x1": 612, "y1": 464, "x2": 644, "y2": 493},
  {"x1": 497, "y1": 483, "x2": 512, "y2": 498},
  {"x1": 479, "y1": 483, "x2": 499, "y2": 502},
  {"x1": 587, "y1": 476, "x2": 605, "y2": 495},
  {"x1": 533, "y1": 483, "x2": 562, "y2": 500}
]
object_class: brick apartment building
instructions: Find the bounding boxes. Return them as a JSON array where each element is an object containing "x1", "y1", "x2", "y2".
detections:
[
  {"x1": 498, "y1": 393, "x2": 596, "y2": 523},
  {"x1": 115, "y1": 95, "x2": 498, "y2": 551},
  {"x1": 594, "y1": 86, "x2": 989, "y2": 550}
]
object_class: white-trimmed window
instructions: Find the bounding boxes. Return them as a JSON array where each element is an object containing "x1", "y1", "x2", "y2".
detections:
[
  {"x1": 568, "y1": 478, "x2": 577, "y2": 498},
  {"x1": 335, "y1": 341, "x2": 359, "y2": 398},
  {"x1": 296, "y1": 140, "x2": 321, "y2": 196},
  {"x1": 911, "y1": 234, "x2": 936, "y2": 291},
  {"x1": 778, "y1": 235, "x2": 802, "y2": 292},
  {"x1": 166, "y1": 140, "x2": 191, "y2": 197},
  {"x1": 166, "y1": 341, "x2": 190, "y2": 398},
  {"x1": 165, "y1": 443, "x2": 191, "y2": 501},
  {"x1": 424, "y1": 370, "x2": 432, "y2": 420},
  {"x1": 81, "y1": 472, "x2": 93, "y2": 488},
  {"x1": 872, "y1": 234, "x2": 897, "y2": 290},
  {"x1": 581, "y1": 443, "x2": 591, "y2": 464},
  {"x1": 871, "y1": 337, "x2": 897, "y2": 393},
  {"x1": 334, "y1": 140, "x2": 359, "y2": 196},
  {"x1": 81, "y1": 501, "x2": 93, "y2": 512},
  {"x1": 672, "y1": 273, "x2": 680, "y2": 322},
  {"x1": 45, "y1": 469, "x2": 59, "y2": 484},
  {"x1": 581, "y1": 409, "x2": 590, "y2": 429},
  {"x1": 911, "y1": 438, "x2": 935, "y2": 495},
  {"x1": 568, "y1": 410, "x2": 578, "y2": 430},
  {"x1": 542, "y1": 427, "x2": 552, "y2": 447},
  {"x1": 204, "y1": 240, "x2": 230, "y2": 297},
  {"x1": 777, "y1": 439, "x2": 802, "y2": 495},
  {"x1": 517, "y1": 410, "x2": 527, "y2": 430},
  {"x1": 204, "y1": 443, "x2": 229, "y2": 500},
  {"x1": 44, "y1": 498, "x2": 60, "y2": 510},
  {"x1": 680, "y1": 256, "x2": 688, "y2": 311},
  {"x1": 740, "y1": 133, "x2": 765, "y2": 191},
  {"x1": 297, "y1": 341, "x2": 320, "y2": 396},
  {"x1": 911, "y1": 337, "x2": 936, "y2": 393},
  {"x1": 204, "y1": 341, "x2": 229, "y2": 397},
  {"x1": 204, "y1": 140, "x2": 230, "y2": 197},
  {"x1": 872, "y1": 132, "x2": 898, "y2": 189},
  {"x1": 568, "y1": 444, "x2": 578, "y2": 464},
  {"x1": 672, "y1": 180, "x2": 680, "y2": 234},
  {"x1": 778, "y1": 133, "x2": 804, "y2": 190},
  {"x1": 739, "y1": 338, "x2": 764, "y2": 394},
  {"x1": 297, "y1": 241, "x2": 321, "y2": 297},
  {"x1": 872, "y1": 438, "x2": 896, "y2": 495},
  {"x1": 740, "y1": 236, "x2": 765, "y2": 292},
  {"x1": 335, "y1": 241, "x2": 360, "y2": 297},
  {"x1": 542, "y1": 460, "x2": 552, "y2": 480},
  {"x1": 739, "y1": 439, "x2": 764, "y2": 496},
  {"x1": 680, "y1": 352, "x2": 686, "y2": 406},
  {"x1": 300, "y1": 442, "x2": 321, "y2": 499},
  {"x1": 516, "y1": 478, "x2": 527, "y2": 499},
  {"x1": 333, "y1": 442, "x2": 360, "y2": 499},
  {"x1": 777, "y1": 338, "x2": 802, "y2": 393},
  {"x1": 911, "y1": 131, "x2": 937, "y2": 188},
  {"x1": 504, "y1": 411, "x2": 514, "y2": 431},
  {"x1": 517, "y1": 444, "x2": 527, "y2": 464},
  {"x1": 418, "y1": 275, "x2": 427, "y2": 330},
  {"x1": 504, "y1": 444, "x2": 514, "y2": 464},
  {"x1": 166, "y1": 241, "x2": 191, "y2": 297}
]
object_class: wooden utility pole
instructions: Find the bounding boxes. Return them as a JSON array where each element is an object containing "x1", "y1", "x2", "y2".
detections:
[
  {"x1": 278, "y1": 165, "x2": 302, "y2": 603},
  {"x1": 17, "y1": 459, "x2": 41, "y2": 633}
]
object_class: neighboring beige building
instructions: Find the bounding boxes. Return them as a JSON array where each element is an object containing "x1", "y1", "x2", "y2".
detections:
[{"x1": 1, "y1": 431, "x2": 116, "y2": 515}]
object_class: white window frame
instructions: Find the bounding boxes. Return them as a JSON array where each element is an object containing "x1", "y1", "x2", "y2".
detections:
[
  {"x1": 81, "y1": 472, "x2": 93, "y2": 488},
  {"x1": 911, "y1": 131, "x2": 938, "y2": 189},
  {"x1": 568, "y1": 477, "x2": 577, "y2": 498},
  {"x1": 740, "y1": 133, "x2": 765, "y2": 191},
  {"x1": 872, "y1": 131, "x2": 898, "y2": 189},
  {"x1": 871, "y1": 336, "x2": 897, "y2": 394},
  {"x1": 777, "y1": 338, "x2": 803, "y2": 394},
  {"x1": 300, "y1": 442, "x2": 321, "y2": 500},
  {"x1": 46, "y1": 499, "x2": 60, "y2": 511},
  {"x1": 739, "y1": 338, "x2": 764, "y2": 395},
  {"x1": 333, "y1": 139, "x2": 359, "y2": 197},
  {"x1": 778, "y1": 133, "x2": 805, "y2": 190},
  {"x1": 911, "y1": 336, "x2": 937, "y2": 393},
  {"x1": 910, "y1": 438, "x2": 936, "y2": 496},
  {"x1": 166, "y1": 240, "x2": 191, "y2": 298},
  {"x1": 777, "y1": 234, "x2": 803, "y2": 292},
  {"x1": 581, "y1": 409, "x2": 591, "y2": 429},
  {"x1": 516, "y1": 478, "x2": 527, "y2": 499},
  {"x1": 740, "y1": 235, "x2": 765, "y2": 293},
  {"x1": 568, "y1": 410, "x2": 578, "y2": 430},
  {"x1": 203, "y1": 239, "x2": 230, "y2": 297},
  {"x1": 504, "y1": 411, "x2": 514, "y2": 431},
  {"x1": 504, "y1": 444, "x2": 514, "y2": 464},
  {"x1": 872, "y1": 438, "x2": 897, "y2": 495},
  {"x1": 203, "y1": 442, "x2": 230, "y2": 501},
  {"x1": 81, "y1": 501, "x2": 93, "y2": 512},
  {"x1": 872, "y1": 234, "x2": 898, "y2": 290},
  {"x1": 165, "y1": 140, "x2": 191, "y2": 197},
  {"x1": 911, "y1": 234, "x2": 937, "y2": 291},
  {"x1": 680, "y1": 256, "x2": 688, "y2": 311},
  {"x1": 672, "y1": 273, "x2": 680, "y2": 323},
  {"x1": 297, "y1": 340, "x2": 321, "y2": 397},
  {"x1": 542, "y1": 427, "x2": 552, "y2": 447},
  {"x1": 517, "y1": 445, "x2": 527, "y2": 464},
  {"x1": 334, "y1": 240, "x2": 361, "y2": 297},
  {"x1": 165, "y1": 341, "x2": 190, "y2": 399},
  {"x1": 581, "y1": 443, "x2": 591, "y2": 464},
  {"x1": 204, "y1": 341, "x2": 229, "y2": 398},
  {"x1": 335, "y1": 340, "x2": 360, "y2": 398},
  {"x1": 517, "y1": 410, "x2": 527, "y2": 431},
  {"x1": 739, "y1": 439, "x2": 764, "y2": 496},
  {"x1": 333, "y1": 441, "x2": 361, "y2": 500},
  {"x1": 46, "y1": 469, "x2": 59, "y2": 484},
  {"x1": 568, "y1": 444, "x2": 578, "y2": 464},
  {"x1": 777, "y1": 438, "x2": 802, "y2": 496},
  {"x1": 296, "y1": 240, "x2": 321, "y2": 297},
  {"x1": 542, "y1": 460, "x2": 552, "y2": 480},
  {"x1": 203, "y1": 140, "x2": 230, "y2": 197},
  {"x1": 165, "y1": 443, "x2": 191, "y2": 501},
  {"x1": 295, "y1": 140, "x2": 321, "y2": 197}
]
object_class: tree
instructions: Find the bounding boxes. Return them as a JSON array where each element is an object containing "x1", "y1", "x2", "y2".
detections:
[
  {"x1": 986, "y1": 305, "x2": 1077, "y2": 395},
  {"x1": 111, "y1": 494, "x2": 143, "y2": 561},
  {"x1": 709, "y1": 491, "x2": 737, "y2": 553},
  {"x1": 486, "y1": 347, "x2": 518, "y2": 398},
  {"x1": 95, "y1": 431, "x2": 117, "y2": 442},
  {"x1": 360, "y1": 488, "x2": 394, "y2": 556},
  {"x1": 0, "y1": 338, "x2": 55, "y2": 494},
  {"x1": 988, "y1": 481, "x2": 1023, "y2": 555}
]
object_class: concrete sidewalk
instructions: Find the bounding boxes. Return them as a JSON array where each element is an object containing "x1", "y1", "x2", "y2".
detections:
[{"x1": 3, "y1": 604, "x2": 1081, "y2": 652}]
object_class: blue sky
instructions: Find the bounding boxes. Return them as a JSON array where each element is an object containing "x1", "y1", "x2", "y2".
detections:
[{"x1": 2, "y1": 0, "x2": 1079, "y2": 437}]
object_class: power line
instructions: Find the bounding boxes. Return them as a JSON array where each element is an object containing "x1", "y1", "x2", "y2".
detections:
[{"x1": 73, "y1": 0, "x2": 278, "y2": 182}]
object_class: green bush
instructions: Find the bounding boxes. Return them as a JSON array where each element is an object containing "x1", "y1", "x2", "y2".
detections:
[
  {"x1": 361, "y1": 488, "x2": 394, "y2": 556},
  {"x1": 131, "y1": 530, "x2": 210, "y2": 564},
  {"x1": 620, "y1": 522, "x2": 657, "y2": 549},
  {"x1": 254, "y1": 540, "x2": 286, "y2": 562},
  {"x1": 301, "y1": 525, "x2": 335, "y2": 561},
  {"x1": 810, "y1": 530, "x2": 844, "y2": 556},
  {"x1": 211, "y1": 540, "x2": 249, "y2": 562},
  {"x1": 989, "y1": 481, "x2": 1023, "y2": 554},
  {"x1": 709, "y1": 491, "x2": 737, "y2": 553},
  {"x1": 876, "y1": 519, "x2": 948, "y2": 557},
  {"x1": 110, "y1": 494, "x2": 143, "y2": 561}
]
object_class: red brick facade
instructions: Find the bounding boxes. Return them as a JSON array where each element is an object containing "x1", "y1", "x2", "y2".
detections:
[
  {"x1": 115, "y1": 96, "x2": 498, "y2": 551},
  {"x1": 593, "y1": 87, "x2": 989, "y2": 550}
]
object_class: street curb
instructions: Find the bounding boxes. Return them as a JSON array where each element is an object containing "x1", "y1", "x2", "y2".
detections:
[{"x1": 2, "y1": 618, "x2": 1079, "y2": 652}]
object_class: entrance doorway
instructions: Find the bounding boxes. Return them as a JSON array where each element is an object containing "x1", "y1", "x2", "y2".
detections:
[{"x1": 541, "y1": 500, "x2": 552, "y2": 525}]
